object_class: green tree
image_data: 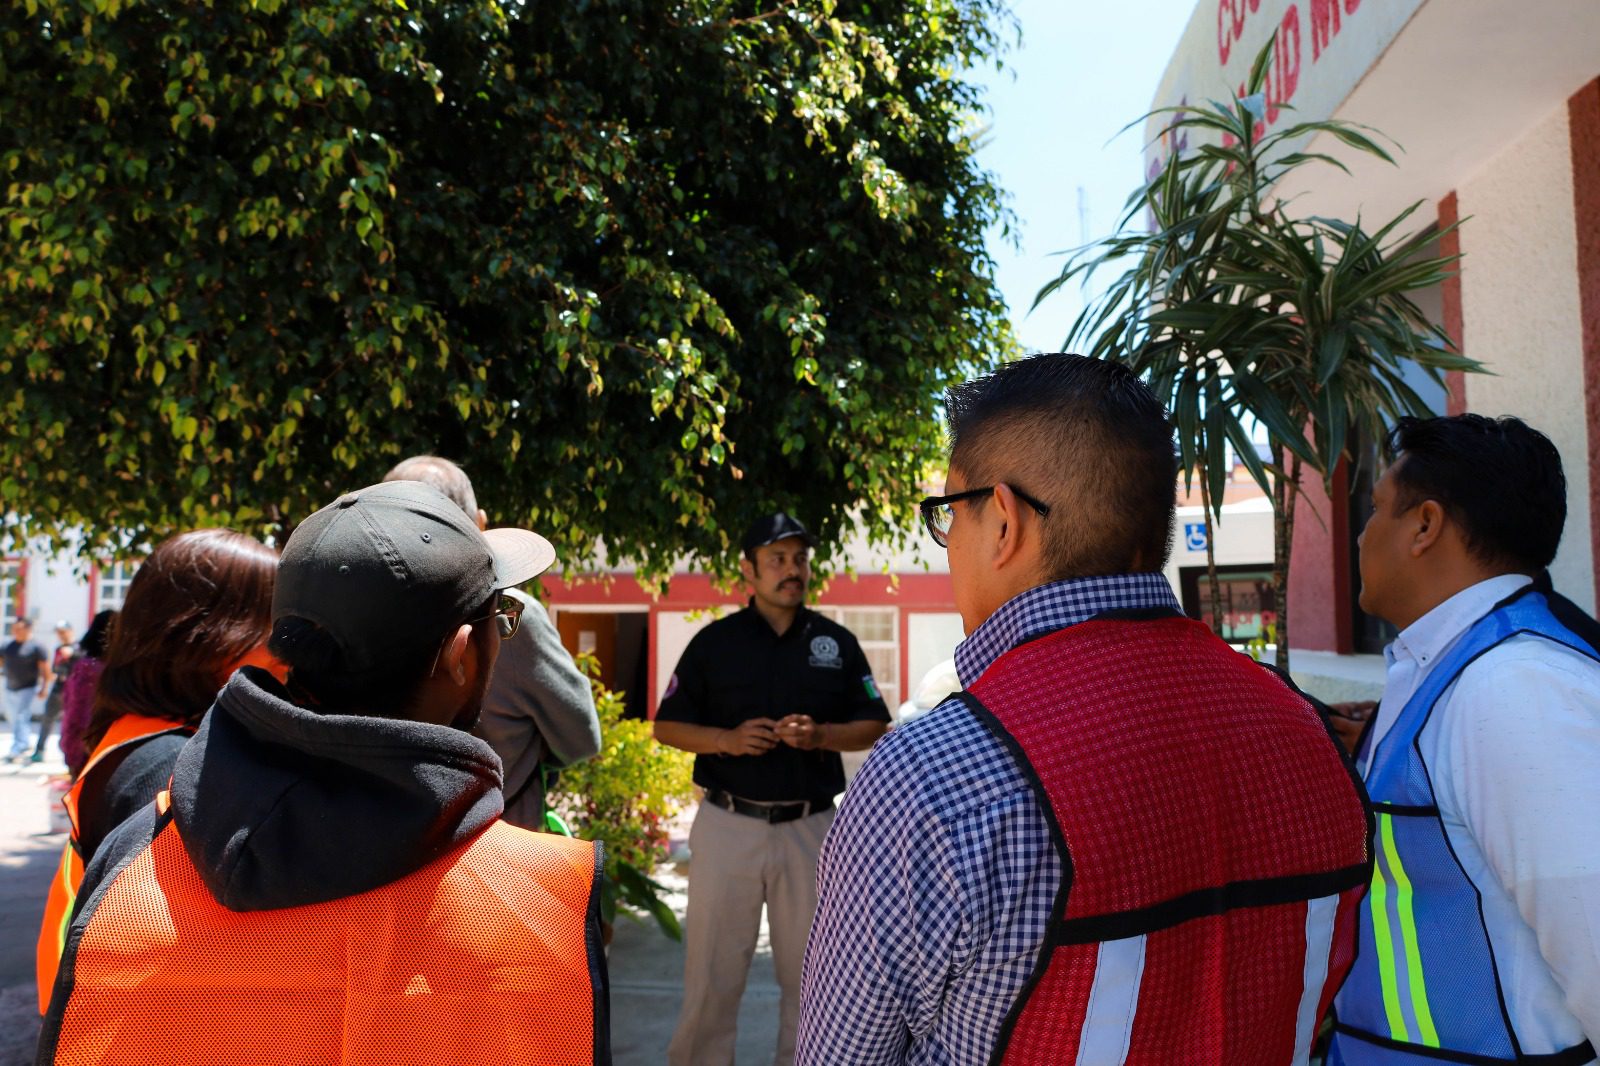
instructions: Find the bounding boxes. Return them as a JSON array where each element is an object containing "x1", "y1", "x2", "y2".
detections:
[
  {"x1": 1, "y1": 0, "x2": 1014, "y2": 577},
  {"x1": 1040, "y1": 40, "x2": 1479, "y2": 669}
]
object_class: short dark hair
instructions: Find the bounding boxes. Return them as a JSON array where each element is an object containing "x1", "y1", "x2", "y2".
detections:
[
  {"x1": 79, "y1": 609, "x2": 117, "y2": 659},
  {"x1": 945, "y1": 354, "x2": 1177, "y2": 577},
  {"x1": 269, "y1": 616, "x2": 433, "y2": 713},
  {"x1": 1386, "y1": 414, "x2": 1566, "y2": 574},
  {"x1": 269, "y1": 593, "x2": 498, "y2": 715},
  {"x1": 383, "y1": 455, "x2": 479, "y2": 518}
]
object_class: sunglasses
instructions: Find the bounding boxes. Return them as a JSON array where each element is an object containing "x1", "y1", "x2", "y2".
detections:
[
  {"x1": 464, "y1": 593, "x2": 525, "y2": 641},
  {"x1": 918, "y1": 485, "x2": 1052, "y2": 548},
  {"x1": 427, "y1": 593, "x2": 525, "y2": 678}
]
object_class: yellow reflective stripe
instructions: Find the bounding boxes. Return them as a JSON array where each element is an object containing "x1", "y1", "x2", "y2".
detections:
[
  {"x1": 53, "y1": 844, "x2": 75, "y2": 958},
  {"x1": 1381, "y1": 814, "x2": 1441, "y2": 1047},
  {"x1": 1369, "y1": 820, "x2": 1409, "y2": 1043}
]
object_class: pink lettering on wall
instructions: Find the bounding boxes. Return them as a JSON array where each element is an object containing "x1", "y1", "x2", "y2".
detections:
[
  {"x1": 1309, "y1": 0, "x2": 1344, "y2": 60},
  {"x1": 1266, "y1": 4, "x2": 1301, "y2": 124}
]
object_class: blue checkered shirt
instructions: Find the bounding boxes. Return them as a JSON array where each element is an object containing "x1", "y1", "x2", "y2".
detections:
[{"x1": 795, "y1": 574, "x2": 1182, "y2": 1065}]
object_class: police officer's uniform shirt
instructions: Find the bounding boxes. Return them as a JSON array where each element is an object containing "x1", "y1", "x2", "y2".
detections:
[{"x1": 657, "y1": 603, "x2": 890, "y2": 802}]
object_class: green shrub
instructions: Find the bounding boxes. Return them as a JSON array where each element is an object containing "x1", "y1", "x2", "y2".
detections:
[{"x1": 548, "y1": 653, "x2": 694, "y2": 939}]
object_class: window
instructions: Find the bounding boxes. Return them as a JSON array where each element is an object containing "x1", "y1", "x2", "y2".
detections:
[
  {"x1": 0, "y1": 559, "x2": 22, "y2": 622},
  {"x1": 817, "y1": 606, "x2": 899, "y2": 709},
  {"x1": 97, "y1": 561, "x2": 139, "y2": 611},
  {"x1": 1178, "y1": 566, "x2": 1276, "y2": 644}
]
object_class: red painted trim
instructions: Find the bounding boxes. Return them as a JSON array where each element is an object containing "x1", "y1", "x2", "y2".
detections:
[
  {"x1": 541, "y1": 571, "x2": 956, "y2": 610},
  {"x1": 1439, "y1": 191, "x2": 1468, "y2": 416},
  {"x1": 647, "y1": 608, "x2": 660, "y2": 720},
  {"x1": 86, "y1": 562, "x2": 100, "y2": 618},
  {"x1": 13, "y1": 557, "x2": 28, "y2": 621},
  {"x1": 1569, "y1": 78, "x2": 1600, "y2": 609}
]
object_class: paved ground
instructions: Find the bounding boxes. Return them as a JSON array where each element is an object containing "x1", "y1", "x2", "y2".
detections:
[
  {"x1": 0, "y1": 744, "x2": 780, "y2": 1066},
  {"x1": 610, "y1": 860, "x2": 784, "y2": 1066},
  {"x1": 0, "y1": 753, "x2": 64, "y2": 1066}
]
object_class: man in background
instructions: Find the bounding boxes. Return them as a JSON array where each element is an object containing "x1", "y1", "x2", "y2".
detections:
[
  {"x1": 384, "y1": 455, "x2": 600, "y2": 830},
  {"x1": 31, "y1": 620, "x2": 76, "y2": 763},
  {"x1": 4, "y1": 617, "x2": 52, "y2": 763},
  {"x1": 654, "y1": 513, "x2": 890, "y2": 1066}
]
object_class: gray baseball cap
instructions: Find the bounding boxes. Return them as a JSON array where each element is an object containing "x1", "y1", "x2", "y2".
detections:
[{"x1": 273, "y1": 480, "x2": 555, "y2": 675}]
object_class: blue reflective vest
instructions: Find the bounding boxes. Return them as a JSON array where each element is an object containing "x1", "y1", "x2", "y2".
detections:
[{"x1": 1330, "y1": 590, "x2": 1598, "y2": 1066}]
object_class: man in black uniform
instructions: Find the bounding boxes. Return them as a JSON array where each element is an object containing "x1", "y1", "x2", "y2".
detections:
[{"x1": 654, "y1": 513, "x2": 890, "y2": 1066}]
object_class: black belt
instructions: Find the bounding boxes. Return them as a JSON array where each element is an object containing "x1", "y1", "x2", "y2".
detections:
[{"x1": 704, "y1": 788, "x2": 833, "y2": 824}]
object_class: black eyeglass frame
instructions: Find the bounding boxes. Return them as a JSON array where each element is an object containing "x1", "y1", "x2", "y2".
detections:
[{"x1": 919, "y1": 485, "x2": 1051, "y2": 547}]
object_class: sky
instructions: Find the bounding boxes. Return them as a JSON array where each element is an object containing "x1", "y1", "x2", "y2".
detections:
[{"x1": 968, "y1": 0, "x2": 1201, "y2": 354}]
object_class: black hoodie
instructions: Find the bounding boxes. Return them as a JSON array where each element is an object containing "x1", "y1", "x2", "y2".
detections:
[{"x1": 69, "y1": 664, "x2": 509, "y2": 917}]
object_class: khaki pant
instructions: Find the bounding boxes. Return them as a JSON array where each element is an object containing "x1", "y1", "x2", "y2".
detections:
[{"x1": 668, "y1": 799, "x2": 834, "y2": 1066}]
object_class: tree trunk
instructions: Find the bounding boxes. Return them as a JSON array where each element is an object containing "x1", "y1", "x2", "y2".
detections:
[
  {"x1": 1197, "y1": 458, "x2": 1225, "y2": 638},
  {"x1": 1272, "y1": 449, "x2": 1302, "y2": 672}
]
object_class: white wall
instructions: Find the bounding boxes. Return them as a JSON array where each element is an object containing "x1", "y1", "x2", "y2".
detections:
[
  {"x1": 9, "y1": 542, "x2": 94, "y2": 633},
  {"x1": 1458, "y1": 105, "x2": 1595, "y2": 612},
  {"x1": 1162, "y1": 496, "x2": 1277, "y2": 597},
  {"x1": 653, "y1": 609, "x2": 722, "y2": 703},
  {"x1": 906, "y1": 612, "x2": 965, "y2": 694}
]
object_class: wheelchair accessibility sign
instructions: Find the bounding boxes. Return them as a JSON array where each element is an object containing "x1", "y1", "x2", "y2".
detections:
[{"x1": 1183, "y1": 522, "x2": 1208, "y2": 552}]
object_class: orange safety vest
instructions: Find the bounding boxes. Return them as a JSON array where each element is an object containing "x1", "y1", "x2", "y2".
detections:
[
  {"x1": 46, "y1": 795, "x2": 605, "y2": 1066},
  {"x1": 35, "y1": 714, "x2": 189, "y2": 1014}
]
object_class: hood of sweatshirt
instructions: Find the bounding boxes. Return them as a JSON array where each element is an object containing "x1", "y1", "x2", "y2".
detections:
[{"x1": 169, "y1": 667, "x2": 504, "y2": 912}]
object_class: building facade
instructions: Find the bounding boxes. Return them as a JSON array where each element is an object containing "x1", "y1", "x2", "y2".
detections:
[{"x1": 1151, "y1": 0, "x2": 1600, "y2": 659}]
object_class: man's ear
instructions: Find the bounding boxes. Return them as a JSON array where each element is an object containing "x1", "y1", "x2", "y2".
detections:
[
  {"x1": 740, "y1": 555, "x2": 756, "y2": 583},
  {"x1": 475, "y1": 509, "x2": 489, "y2": 532},
  {"x1": 1411, "y1": 499, "x2": 1447, "y2": 557},
  {"x1": 436, "y1": 624, "x2": 474, "y2": 686},
  {"x1": 990, "y1": 484, "x2": 1028, "y2": 570}
]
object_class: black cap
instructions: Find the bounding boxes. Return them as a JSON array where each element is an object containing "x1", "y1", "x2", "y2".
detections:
[
  {"x1": 273, "y1": 481, "x2": 556, "y2": 675},
  {"x1": 740, "y1": 512, "x2": 817, "y2": 555}
]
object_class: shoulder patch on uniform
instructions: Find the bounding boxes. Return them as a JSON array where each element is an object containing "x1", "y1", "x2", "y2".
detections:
[{"x1": 863, "y1": 675, "x2": 880, "y2": 700}]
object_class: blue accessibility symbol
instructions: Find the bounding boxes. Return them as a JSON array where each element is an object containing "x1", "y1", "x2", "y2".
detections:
[{"x1": 1183, "y1": 522, "x2": 1208, "y2": 552}]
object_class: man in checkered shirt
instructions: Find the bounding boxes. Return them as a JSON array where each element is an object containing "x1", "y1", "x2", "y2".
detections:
[{"x1": 796, "y1": 355, "x2": 1370, "y2": 1065}]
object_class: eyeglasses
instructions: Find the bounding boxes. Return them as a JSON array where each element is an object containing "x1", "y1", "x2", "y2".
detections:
[
  {"x1": 427, "y1": 593, "x2": 525, "y2": 679},
  {"x1": 465, "y1": 593, "x2": 525, "y2": 641},
  {"x1": 919, "y1": 485, "x2": 1052, "y2": 548}
]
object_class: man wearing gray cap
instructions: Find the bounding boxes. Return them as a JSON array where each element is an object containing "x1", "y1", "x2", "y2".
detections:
[
  {"x1": 654, "y1": 512, "x2": 891, "y2": 1066},
  {"x1": 39, "y1": 482, "x2": 610, "y2": 1066}
]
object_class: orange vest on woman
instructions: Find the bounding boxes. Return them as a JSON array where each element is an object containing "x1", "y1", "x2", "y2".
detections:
[
  {"x1": 42, "y1": 798, "x2": 605, "y2": 1066},
  {"x1": 35, "y1": 714, "x2": 188, "y2": 1013}
]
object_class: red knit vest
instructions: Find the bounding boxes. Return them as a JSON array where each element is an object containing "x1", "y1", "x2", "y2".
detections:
[{"x1": 965, "y1": 615, "x2": 1370, "y2": 1065}]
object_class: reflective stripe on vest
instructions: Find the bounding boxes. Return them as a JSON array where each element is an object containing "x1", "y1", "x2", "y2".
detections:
[
  {"x1": 34, "y1": 714, "x2": 188, "y2": 1015},
  {"x1": 51, "y1": 814, "x2": 604, "y2": 1065},
  {"x1": 963, "y1": 615, "x2": 1372, "y2": 1066},
  {"x1": 1332, "y1": 592, "x2": 1599, "y2": 1066}
]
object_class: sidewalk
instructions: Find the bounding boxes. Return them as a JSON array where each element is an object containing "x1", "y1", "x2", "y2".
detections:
[
  {"x1": 608, "y1": 849, "x2": 784, "y2": 1065},
  {"x1": 0, "y1": 752, "x2": 68, "y2": 1066}
]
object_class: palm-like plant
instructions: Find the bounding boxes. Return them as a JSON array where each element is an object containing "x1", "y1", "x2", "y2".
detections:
[{"x1": 1037, "y1": 39, "x2": 1481, "y2": 670}]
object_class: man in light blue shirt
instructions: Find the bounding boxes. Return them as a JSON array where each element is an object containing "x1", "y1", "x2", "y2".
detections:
[{"x1": 1331, "y1": 414, "x2": 1600, "y2": 1065}]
